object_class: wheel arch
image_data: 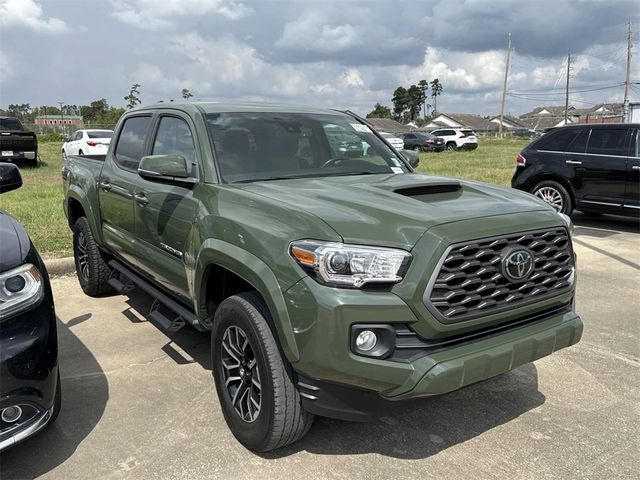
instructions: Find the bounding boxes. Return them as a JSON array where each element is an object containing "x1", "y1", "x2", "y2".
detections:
[
  {"x1": 530, "y1": 173, "x2": 576, "y2": 210},
  {"x1": 194, "y1": 239, "x2": 300, "y2": 362}
]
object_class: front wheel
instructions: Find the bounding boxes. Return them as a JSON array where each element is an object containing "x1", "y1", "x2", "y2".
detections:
[
  {"x1": 73, "y1": 217, "x2": 112, "y2": 296},
  {"x1": 532, "y1": 180, "x2": 573, "y2": 215},
  {"x1": 211, "y1": 292, "x2": 314, "y2": 452}
]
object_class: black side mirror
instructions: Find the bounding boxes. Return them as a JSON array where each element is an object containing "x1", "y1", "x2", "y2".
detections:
[
  {"x1": 400, "y1": 149, "x2": 420, "y2": 169},
  {"x1": 0, "y1": 163, "x2": 23, "y2": 193}
]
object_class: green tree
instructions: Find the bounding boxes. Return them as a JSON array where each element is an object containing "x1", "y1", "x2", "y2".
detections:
[
  {"x1": 366, "y1": 103, "x2": 392, "y2": 118},
  {"x1": 418, "y1": 79, "x2": 429, "y2": 117},
  {"x1": 124, "y1": 83, "x2": 142, "y2": 109},
  {"x1": 406, "y1": 84, "x2": 424, "y2": 120},
  {"x1": 392, "y1": 86, "x2": 408, "y2": 121},
  {"x1": 181, "y1": 88, "x2": 193, "y2": 101},
  {"x1": 430, "y1": 78, "x2": 443, "y2": 114}
]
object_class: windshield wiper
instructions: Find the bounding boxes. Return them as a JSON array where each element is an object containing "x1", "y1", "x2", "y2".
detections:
[{"x1": 330, "y1": 171, "x2": 391, "y2": 177}]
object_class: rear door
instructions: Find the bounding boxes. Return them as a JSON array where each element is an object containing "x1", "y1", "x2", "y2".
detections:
[
  {"x1": 573, "y1": 126, "x2": 630, "y2": 213},
  {"x1": 99, "y1": 114, "x2": 153, "y2": 267},
  {"x1": 133, "y1": 113, "x2": 199, "y2": 301},
  {"x1": 624, "y1": 128, "x2": 640, "y2": 215}
]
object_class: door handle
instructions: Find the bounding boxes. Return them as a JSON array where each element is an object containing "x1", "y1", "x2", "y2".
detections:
[
  {"x1": 134, "y1": 192, "x2": 149, "y2": 206},
  {"x1": 565, "y1": 160, "x2": 582, "y2": 165},
  {"x1": 632, "y1": 165, "x2": 640, "y2": 171},
  {"x1": 99, "y1": 181, "x2": 112, "y2": 192}
]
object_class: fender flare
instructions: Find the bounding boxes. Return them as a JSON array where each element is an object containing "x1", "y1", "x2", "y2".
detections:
[
  {"x1": 66, "y1": 186, "x2": 104, "y2": 245},
  {"x1": 194, "y1": 239, "x2": 300, "y2": 362}
]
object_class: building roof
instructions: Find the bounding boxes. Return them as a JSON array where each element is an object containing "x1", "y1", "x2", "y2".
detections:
[
  {"x1": 364, "y1": 117, "x2": 413, "y2": 133},
  {"x1": 519, "y1": 105, "x2": 575, "y2": 118},
  {"x1": 519, "y1": 116, "x2": 573, "y2": 131},
  {"x1": 431, "y1": 113, "x2": 497, "y2": 131},
  {"x1": 489, "y1": 115, "x2": 528, "y2": 129}
]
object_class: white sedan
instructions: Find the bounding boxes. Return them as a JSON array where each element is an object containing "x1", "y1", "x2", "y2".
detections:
[{"x1": 62, "y1": 129, "x2": 113, "y2": 158}]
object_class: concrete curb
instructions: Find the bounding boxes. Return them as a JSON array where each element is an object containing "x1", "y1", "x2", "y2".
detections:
[{"x1": 44, "y1": 257, "x2": 76, "y2": 276}]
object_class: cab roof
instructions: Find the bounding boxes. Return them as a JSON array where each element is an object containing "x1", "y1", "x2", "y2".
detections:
[{"x1": 133, "y1": 101, "x2": 340, "y2": 116}]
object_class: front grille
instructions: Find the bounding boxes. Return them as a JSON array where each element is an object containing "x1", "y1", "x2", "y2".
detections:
[{"x1": 424, "y1": 228, "x2": 574, "y2": 323}]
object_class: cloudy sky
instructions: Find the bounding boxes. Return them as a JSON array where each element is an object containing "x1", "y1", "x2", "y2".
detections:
[{"x1": 0, "y1": 0, "x2": 638, "y2": 116}]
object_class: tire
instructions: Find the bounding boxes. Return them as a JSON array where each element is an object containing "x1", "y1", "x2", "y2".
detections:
[
  {"x1": 73, "y1": 217, "x2": 112, "y2": 296},
  {"x1": 532, "y1": 180, "x2": 573, "y2": 215},
  {"x1": 413, "y1": 145, "x2": 421, "y2": 152},
  {"x1": 78, "y1": 149, "x2": 84, "y2": 156},
  {"x1": 211, "y1": 292, "x2": 314, "y2": 452},
  {"x1": 446, "y1": 142, "x2": 457, "y2": 151}
]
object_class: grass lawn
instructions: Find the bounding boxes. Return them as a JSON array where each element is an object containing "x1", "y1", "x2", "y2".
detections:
[
  {"x1": 0, "y1": 142, "x2": 72, "y2": 258},
  {"x1": 0, "y1": 138, "x2": 529, "y2": 259}
]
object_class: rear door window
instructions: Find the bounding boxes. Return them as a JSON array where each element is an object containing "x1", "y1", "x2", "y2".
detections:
[
  {"x1": 586, "y1": 128, "x2": 629, "y2": 156},
  {"x1": 537, "y1": 129, "x2": 578, "y2": 152},
  {"x1": 565, "y1": 129, "x2": 589, "y2": 153},
  {"x1": 114, "y1": 116, "x2": 152, "y2": 170}
]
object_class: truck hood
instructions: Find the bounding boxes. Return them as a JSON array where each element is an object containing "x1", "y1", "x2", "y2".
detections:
[{"x1": 238, "y1": 173, "x2": 551, "y2": 249}]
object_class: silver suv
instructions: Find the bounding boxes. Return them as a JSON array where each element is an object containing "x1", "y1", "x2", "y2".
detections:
[{"x1": 431, "y1": 128, "x2": 478, "y2": 151}]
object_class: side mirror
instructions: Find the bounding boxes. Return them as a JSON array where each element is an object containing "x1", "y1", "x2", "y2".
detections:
[
  {"x1": 0, "y1": 163, "x2": 23, "y2": 193},
  {"x1": 138, "y1": 154, "x2": 195, "y2": 187},
  {"x1": 400, "y1": 149, "x2": 420, "y2": 169},
  {"x1": 64, "y1": 136, "x2": 70, "y2": 142}
]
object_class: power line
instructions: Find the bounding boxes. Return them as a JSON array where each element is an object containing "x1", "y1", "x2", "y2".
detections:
[{"x1": 509, "y1": 83, "x2": 623, "y2": 96}]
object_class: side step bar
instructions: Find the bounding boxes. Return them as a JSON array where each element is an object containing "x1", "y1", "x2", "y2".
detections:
[{"x1": 108, "y1": 260, "x2": 207, "y2": 332}]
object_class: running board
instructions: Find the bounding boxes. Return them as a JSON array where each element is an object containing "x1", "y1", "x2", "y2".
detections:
[{"x1": 108, "y1": 260, "x2": 206, "y2": 332}]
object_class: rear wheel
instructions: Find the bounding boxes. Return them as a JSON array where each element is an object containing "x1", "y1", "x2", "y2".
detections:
[
  {"x1": 446, "y1": 142, "x2": 457, "y2": 151},
  {"x1": 73, "y1": 217, "x2": 112, "y2": 296},
  {"x1": 413, "y1": 145, "x2": 421, "y2": 152},
  {"x1": 211, "y1": 292, "x2": 313, "y2": 452},
  {"x1": 532, "y1": 180, "x2": 573, "y2": 215}
]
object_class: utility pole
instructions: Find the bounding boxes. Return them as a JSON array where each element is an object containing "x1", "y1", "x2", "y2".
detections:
[
  {"x1": 498, "y1": 33, "x2": 512, "y2": 137},
  {"x1": 58, "y1": 101, "x2": 65, "y2": 135},
  {"x1": 623, "y1": 20, "x2": 632, "y2": 120},
  {"x1": 564, "y1": 53, "x2": 571, "y2": 125}
]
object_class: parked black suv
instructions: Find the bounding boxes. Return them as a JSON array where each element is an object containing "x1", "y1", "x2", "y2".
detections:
[
  {"x1": 399, "y1": 132, "x2": 445, "y2": 152},
  {"x1": 0, "y1": 163, "x2": 60, "y2": 451},
  {"x1": 512, "y1": 124, "x2": 639, "y2": 217}
]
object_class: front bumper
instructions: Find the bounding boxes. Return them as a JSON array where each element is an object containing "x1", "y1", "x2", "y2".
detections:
[{"x1": 0, "y1": 268, "x2": 58, "y2": 452}]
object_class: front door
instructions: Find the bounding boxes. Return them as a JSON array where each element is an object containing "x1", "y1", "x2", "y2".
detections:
[
  {"x1": 571, "y1": 126, "x2": 630, "y2": 213},
  {"x1": 133, "y1": 114, "x2": 199, "y2": 302},
  {"x1": 98, "y1": 115, "x2": 153, "y2": 267}
]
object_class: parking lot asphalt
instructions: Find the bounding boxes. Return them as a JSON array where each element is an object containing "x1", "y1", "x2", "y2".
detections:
[{"x1": 1, "y1": 214, "x2": 638, "y2": 480}]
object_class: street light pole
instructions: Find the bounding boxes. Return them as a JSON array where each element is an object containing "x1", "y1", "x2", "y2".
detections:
[{"x1": 58, "y1": 101, "x2": 65, "y2": 135}]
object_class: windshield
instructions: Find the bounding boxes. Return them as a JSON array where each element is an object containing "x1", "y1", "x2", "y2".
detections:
[
  {"x1": 205, "y1": 112, "x2": 409, "y2": 183},
  {"x1": 87, "y1": 130, "x2": 113, "y2": 139},
  {"x1": 0, "y1": 118, "x2": 23, "y2": 130}
]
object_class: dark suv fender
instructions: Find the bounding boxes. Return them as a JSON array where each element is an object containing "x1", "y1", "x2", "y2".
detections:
[{"x1": 193, "y1": 239, "x2": 300, "y2": 362}]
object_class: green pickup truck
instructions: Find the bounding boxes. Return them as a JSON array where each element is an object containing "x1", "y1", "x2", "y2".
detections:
[{"x1": 62, "y1": 102, "x2": 582, "y2": 452}]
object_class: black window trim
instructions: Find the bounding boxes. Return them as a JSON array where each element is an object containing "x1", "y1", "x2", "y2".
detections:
[
  {"x1": 112, "y1": 113, "x2": 154, "y2": 173},
  {"x1": 148, "y1": 112, "x2": 201, "y2": 181},
  {"x1": 536, "y1": 126, "x2": 632, "y2": 158}
]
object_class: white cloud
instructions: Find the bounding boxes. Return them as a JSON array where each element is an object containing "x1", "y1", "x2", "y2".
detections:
[
  {"x1": 111, "y1": 0, "x2": 252, "y2": 30},
  {"x1": 276, "y1": 11, "x2": 362, "y2": 53},
  {"x1": 0, "y1": 50, "x2": 14, "y2": 82},
  {"x1": 0, "y1": 0, "x2": 68, "y2": 33}
]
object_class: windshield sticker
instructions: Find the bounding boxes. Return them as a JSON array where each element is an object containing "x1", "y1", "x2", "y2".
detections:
[
  {"x1": 390, "y1": 167, "x2": 404, "y2": 174},
  {"x1": 350, "y1": 123, "x2": 372, "y2": 133}
]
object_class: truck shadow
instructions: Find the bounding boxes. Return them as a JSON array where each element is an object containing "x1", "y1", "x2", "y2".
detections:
[
  {"x1": 121, "y1": 289, "x2": 545, "y2": 461},
  {"x1": 269, "y1": 363, "x2": 544, "y2": 460},
  {"x1": 0, "y1": 316, "x2": 109, "y2": 479},
  {"x1": 572, "y1": 212, "x2": 639, "y2": 235}
]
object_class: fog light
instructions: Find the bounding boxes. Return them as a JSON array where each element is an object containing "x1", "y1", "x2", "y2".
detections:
[
  {"x1": 1, "y1": 405, "x2": 22, "y2": 423},
  {"x1": 355, "y1": 330, "x2": 377, "y2": 351}
]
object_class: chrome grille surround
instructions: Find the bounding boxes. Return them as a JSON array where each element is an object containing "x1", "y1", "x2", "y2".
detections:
[{"x1": 424, "y1": 228, "x2": 574, "y2": 323}]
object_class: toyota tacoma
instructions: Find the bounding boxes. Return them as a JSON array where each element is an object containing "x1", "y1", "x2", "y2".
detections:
[{"x1": 62, "y1": 102, "x2": 582, "y2": 452}]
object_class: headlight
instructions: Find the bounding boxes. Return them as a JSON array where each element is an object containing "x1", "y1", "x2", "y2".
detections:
[
  {"x1": 558, "y1": 213, "x2": 574, "y2": 235},
  {"x1": 290, "y1": 240, "x2": 411, "y2": 288},
  {"x1": 0, "y1": 264, "x2": 44, "y2": 320}
]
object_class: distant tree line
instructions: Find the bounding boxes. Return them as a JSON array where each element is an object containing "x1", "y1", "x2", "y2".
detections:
[{"x1": 366, "y1": 78, "x2": 443, "y2": 123}]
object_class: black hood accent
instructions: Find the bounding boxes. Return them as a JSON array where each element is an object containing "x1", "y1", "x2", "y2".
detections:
[
  {"x1": 394, "y1": 183, "x2": 461, "y2": 197},
  {"x1": 0, "y1": 209, "x2": 32, "y2": 272}
]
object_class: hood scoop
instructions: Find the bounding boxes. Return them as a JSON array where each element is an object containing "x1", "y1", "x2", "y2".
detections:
[{"x1": 393, "y1": 181, "x2": 461, "y2": 197}]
